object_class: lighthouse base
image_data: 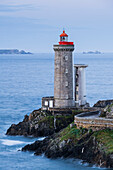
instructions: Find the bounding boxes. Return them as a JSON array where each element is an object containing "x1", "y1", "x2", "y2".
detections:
[
  {"x1": 54, "y1": 99, "x2": 75, "y2": 108},
  {"x1": 41, "y1": 96, "x2": 75, "y2": 110}
]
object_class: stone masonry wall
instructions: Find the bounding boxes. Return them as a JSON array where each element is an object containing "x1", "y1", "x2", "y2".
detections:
[
  {"x1": 74, "y1": 111, "x2": 113, "y2": 130},
  {"x1": 53, "y1": 45, "x2": 74, "y2": 108}
]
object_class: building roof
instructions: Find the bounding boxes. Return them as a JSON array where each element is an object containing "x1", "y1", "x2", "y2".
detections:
[
  {"x1": 60, "y1": 30, "x2": 68, "y2": 37},
  {"x1": 74, "y1": 64, "x2": 88, "y2": 68}
]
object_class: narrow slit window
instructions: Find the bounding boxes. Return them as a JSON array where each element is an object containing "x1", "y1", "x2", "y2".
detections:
[
  {"x1": 65, "y1": 69, "x2": 68, "y2": 73},
  {"x1": 65, "y1": 81, "x2": 68, "y2": 87},
  {"x1": 66, "y1": 94, "x2": 68, "y2": 99},
  {"x1": 65, "y1": 56, "x2": 68, "y2": 61}
]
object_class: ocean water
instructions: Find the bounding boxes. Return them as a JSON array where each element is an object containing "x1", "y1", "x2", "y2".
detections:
[{"x1": 0, "y1": 53, "x2": 113, "y2": 170}]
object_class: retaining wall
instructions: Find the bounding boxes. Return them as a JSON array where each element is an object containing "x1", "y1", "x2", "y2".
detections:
[{"x1": 74, "y1": 111, "x2": 113, "y2": 130}]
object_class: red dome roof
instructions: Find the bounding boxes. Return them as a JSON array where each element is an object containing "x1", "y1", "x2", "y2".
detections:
[{"x1": 60, "y1": 30, "x2": 68, "y2": 37}]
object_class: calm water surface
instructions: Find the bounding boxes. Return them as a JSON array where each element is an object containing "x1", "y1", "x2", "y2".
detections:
[{"x1": 0, "y1": 53, "x2": 113, "y2": 170}]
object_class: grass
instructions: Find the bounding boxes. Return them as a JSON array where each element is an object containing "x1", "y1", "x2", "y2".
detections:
[
  {"x1": 60, "y1": 125, "x2": 87, "y2": 144},
  {"x1": 93, "y1": 129, "x2": 113, "y2": 154},
  {"x1": 56, "y1": 115, "x2": 74, "y2": 128},
  {"x1": 38, "y1": 116, "x2": 54, "y2": 128},
  {"x1": 59, "y1": 126, "x2": 113, "y2": 155},
  {"x1": 106, "y1": 103, "x2": 113, "y2": 113},
  {"x1": 38, "y1": 115, "x2": 74, "y2": 129},
  {"x1": 72, "y1": 110, "x2": 83, "y2": 115}
]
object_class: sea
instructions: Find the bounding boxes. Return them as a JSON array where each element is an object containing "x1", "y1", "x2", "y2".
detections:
[{"x1": 0, "y1": 53, "x2": 113, "y2": 170}]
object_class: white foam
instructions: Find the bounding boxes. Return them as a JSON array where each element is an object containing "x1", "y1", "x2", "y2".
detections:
[
  {"x1": 0, "y1": 139, "x2": 26, "y2": 146},
  {"x1": 38, "y1": 137, "x2": 46, "y2": 141}
]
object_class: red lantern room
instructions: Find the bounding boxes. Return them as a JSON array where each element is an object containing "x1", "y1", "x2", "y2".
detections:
[{"x1": 59, "y1": 30, "x2": 74, "y2": 45}]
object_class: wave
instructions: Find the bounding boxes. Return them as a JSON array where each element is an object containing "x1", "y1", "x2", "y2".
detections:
[
  {"x1": 0, "y1": 139, "x2": 26, "y2": 146},
  {"x1": 38, "y1": 137, "x2": 46, "y2": 141}
]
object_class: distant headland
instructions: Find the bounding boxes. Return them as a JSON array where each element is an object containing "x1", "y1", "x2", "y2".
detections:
[
  {"x1": 83, "y1": 51, "x2": 101, "y2": 54},
  {"x1": 0, "y1": 49, "x2": 32, "y2": 54}
]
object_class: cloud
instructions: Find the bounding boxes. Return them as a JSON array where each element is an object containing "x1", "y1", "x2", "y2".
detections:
[
  {"x1": 0, "y1": 3, "x2": 41, "y2": 20},
  {"x1": 0, "y1": 0, "x2": 113, "y2": 21},
  {"x1": 0, "y1": 0, "x2": 113, "y2": 52},
  {"x1": 0, "y1": 0, "x2": 113, "y2": 31},
  {"x1": 0, "y1": 0, "x2": 37, "y2": 6},
  {"x1": 0, "y1": 4, "x2": 37, "y2": 12}
]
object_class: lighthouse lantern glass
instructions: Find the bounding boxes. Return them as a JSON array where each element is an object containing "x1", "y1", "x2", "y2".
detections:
[{"x1": 60, "y1": 36, "x2": 68, "y2": 42}]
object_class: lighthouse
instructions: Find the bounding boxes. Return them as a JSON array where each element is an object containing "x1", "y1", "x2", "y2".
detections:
[
  {"x1": 41, "y1": 30, "x2": 89, "y2": 110},
  {"x1": 53, "y1": 30, "x2": 74, "y2": 108}
]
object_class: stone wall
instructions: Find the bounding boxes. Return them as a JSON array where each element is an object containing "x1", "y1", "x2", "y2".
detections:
[
  {"x1": 74, "y1": 111, "x2": 113, "y2": 130},
  {"x1": 53, "y1": 45, "x2": 74, "y2": 108}
]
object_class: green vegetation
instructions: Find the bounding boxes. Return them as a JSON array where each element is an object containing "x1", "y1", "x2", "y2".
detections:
[
  {"x1": 106, "y1": 103, "x2": 113, "y2": 113},
  {"x1": 72, "y1": 109, "x2": 83, "y2": 115},
  {"x1": 60, "y1": 125, "x2": 87, "y2": 143},
  {"x1": 93, "y1": 129, "x2": 113, "y2": 155},
  {"x1": 36, "y1": 114, "x2": 74, "y2": 130},
  {"x1": 107, "y1": 106, "x2": 111, "y2": 113},
  {"x1": 99, "y1": 111, "x2": 106, "y2": 117},
  {"x1": 56, "y1": 115, "x2": 74, "y2": 129},
  {"x1": 59, "y1": 125, "x2": 113, "y2": 155},
  {"x1": 31, "y1": 109, "x2": 113, "y2": 157},
  {"x1": 38, "y1": 116, "x2": 54, "y2": 128}
]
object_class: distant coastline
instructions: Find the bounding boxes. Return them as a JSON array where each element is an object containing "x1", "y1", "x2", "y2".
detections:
[
  {"x1": 83, "y1": 51, "x2": 101, "y2": 54},
  {"x1": 0, "y1": 49, "x2": 32, "y2": 54}
]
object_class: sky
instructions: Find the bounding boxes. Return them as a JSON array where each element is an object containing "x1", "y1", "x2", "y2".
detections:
[{"x1": 0, "y1": 0, "x2": 113, "y2": 53}]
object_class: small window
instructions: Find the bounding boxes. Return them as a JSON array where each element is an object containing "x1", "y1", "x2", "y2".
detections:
[
  {"x1": 65, "y1": 56, "x2": 68, "y2": 61},
  {"x1": 76, "y1": 86, "x2": 79, "y2": 91},
  {"x1": 65, "y1": 81, "x2": 68, "y2": 87},
  {"x1": 45, "y1": 101, "x2": 48, "y2": 106},
  {"x1": 49, "y1": 100, "x2": 53, "y2": 108},
  {"x1": 65, "y1": 69, "x2": 68, "y2": 73},
  {"x1": 66, "y1": 94, "x2": 68, "y2": 99}
]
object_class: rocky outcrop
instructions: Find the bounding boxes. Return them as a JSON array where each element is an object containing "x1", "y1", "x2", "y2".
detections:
[
  {"x1": 6, "y1": 99, "x2": 113, "y2": 168},
  {"x1": 104, "y1": 104, "x2": 113, "y2": 119},
  {"x1": 22, "y1": 136, "x2": 51, "y2": 155},
  {"x1": 0, "y1": 49, "x2": 32, "y2": 54},
  {"x1": 94, "y1": 99, "x2": 113, "y2": 108},
  {"x1": 94, "y1": 100, "x2": 113, "y2": 118},
  {"x1": 22, "y1": 127, "x2": 113, "y2": 168},
  {"x1": 7, "y1": 99, "x2": 108, "y2": 137},
  {"x1": 6, "y1": 109, "x2": 74, "y2": 137}
]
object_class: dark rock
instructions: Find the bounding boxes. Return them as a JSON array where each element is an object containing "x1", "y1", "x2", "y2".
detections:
[
  {"x1": 6, "y1": 122, "x2": 29, "y2": 136},
  {"x1": 23, "y1": 115, "x2": 29, "y2": 122},
  {"x1": 21, "y1": 128, "x2": 113, "y2": 168},
  {"x1": 22, "y1": 136, "x2": 51, "y2": 155},
  {"x1": 6, "y1": 109, "x2": 74, "y2": 137},
  {"x1": 94, "y1": 99, "x2": 113, "y2": 108}
]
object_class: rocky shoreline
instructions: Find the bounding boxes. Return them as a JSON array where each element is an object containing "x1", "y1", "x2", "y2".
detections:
[
  {"x1": 6, "y1": 106, "x2": 100, "y2": 137},
  {"x1": 22, "y1": 127, "x2": 113, "y2": 168},
  {"x1": 6, "y1": 109, "x2": 76, "y2": 137},
  {"x1": 6, "y1": 100, "x2": 113, "y2": 168}
]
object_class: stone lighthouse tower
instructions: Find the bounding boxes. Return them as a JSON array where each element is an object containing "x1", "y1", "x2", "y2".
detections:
[{"x1": 53, "y1": 30, "x2": 74, "y2": 108}]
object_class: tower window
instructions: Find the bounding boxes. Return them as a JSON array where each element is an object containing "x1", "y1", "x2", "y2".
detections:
[
  {"x1": 60, "y1": 36, "x2": 68, "y2": 42},
  {"x1": 66, "y1": 94, "x2": 68, "y2": 99},
  {"x1": 65, "y1": 69, "x2": 68, "y2": 73},
  {"x1": 65, "y1": 81, "x2": 68, "y2": 87},
  {"x1": 65, "y1": 56, "x2": 68, "y2": 60}
]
